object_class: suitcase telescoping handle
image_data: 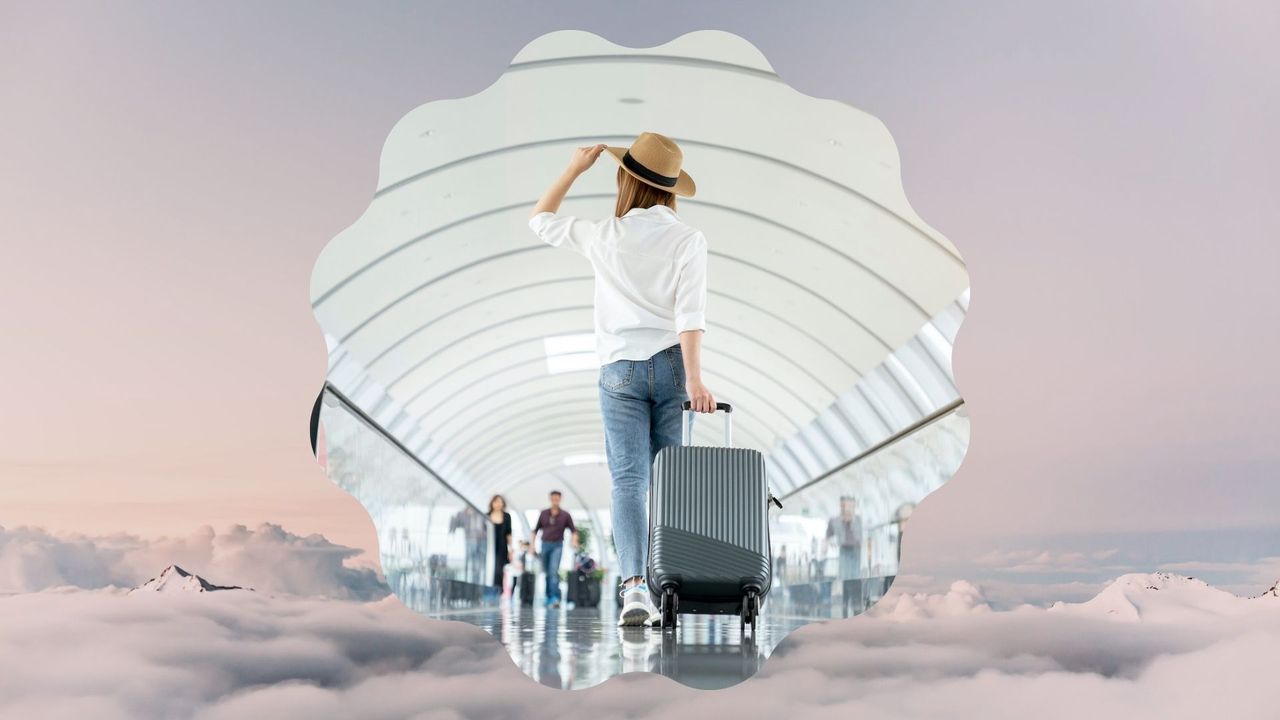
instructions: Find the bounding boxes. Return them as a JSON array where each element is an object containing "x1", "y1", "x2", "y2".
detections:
[
  {"x1": 679, "y1": 401, "x2": 784, "y2": 510},
  {"x1": 681, "y1": 400, "x2": 733, "y2": 447}
]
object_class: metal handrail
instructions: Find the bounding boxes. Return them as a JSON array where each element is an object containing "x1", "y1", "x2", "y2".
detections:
[
  {"x1": 315, "y1": 382, "x2": 484, "y2": 515},
  {"x1": 780, "y1": 398, "x2": 965, "y2": 501}
]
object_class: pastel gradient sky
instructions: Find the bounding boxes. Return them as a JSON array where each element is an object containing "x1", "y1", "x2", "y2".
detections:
[{"x1": 1, "y1": 2, "x2": 1276, "y2": 586}]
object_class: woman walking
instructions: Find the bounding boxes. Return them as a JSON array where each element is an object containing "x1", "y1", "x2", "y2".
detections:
[
  {"x1": 488, "y1": 494, "x2": 513, "y2": 592},
  {"x1": 528, "y1": 131, "x2": 716, "y2": 627}
]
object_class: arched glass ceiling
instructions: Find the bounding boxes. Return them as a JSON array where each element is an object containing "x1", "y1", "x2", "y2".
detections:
[{"x1": 311, "y1": 30, "x2": 969, "y2": 514}]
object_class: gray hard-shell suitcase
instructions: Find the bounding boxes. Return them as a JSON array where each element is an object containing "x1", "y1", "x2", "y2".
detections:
[{"x1": 647, "y1": 401, "x2": 782, "y2": 634}]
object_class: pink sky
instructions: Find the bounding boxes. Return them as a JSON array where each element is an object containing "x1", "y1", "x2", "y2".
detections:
[{"x1": 1, "y1": 3, "x2": 1277, "y2": 564}]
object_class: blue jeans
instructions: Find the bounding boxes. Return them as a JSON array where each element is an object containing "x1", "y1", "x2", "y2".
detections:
[
  {"x1": 599, "y1": 344, "x2": 689, "y2": 581},
  {"x1": 541, "y1": 540, "x2": 563, "y2": 603}
]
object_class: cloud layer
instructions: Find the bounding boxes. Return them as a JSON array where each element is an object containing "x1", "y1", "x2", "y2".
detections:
[
  {"x1": 1, "y1": 574, "x2": 1277, "y2": 719},
  {"x1": 4, "y1": 524, "x2": 1276, "y2": 716},
  {"x1": 0, "y1": 524, "x2": 387, "y2": 600},
  {"x1": 0, "y1": 591, "x2": 514, "y2": 720}
]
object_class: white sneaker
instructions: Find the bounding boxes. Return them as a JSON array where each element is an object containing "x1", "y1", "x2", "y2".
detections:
[{"x1": 618, "y1": 582, "x2": 658, "y2": 627}]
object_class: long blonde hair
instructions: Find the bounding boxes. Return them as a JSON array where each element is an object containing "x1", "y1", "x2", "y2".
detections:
[{"x1": 614, "y1": 167, "x2": 677, "y2": 218}]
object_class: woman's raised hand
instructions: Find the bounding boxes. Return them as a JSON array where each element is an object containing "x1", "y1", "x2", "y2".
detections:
[
  {"x1": 533, "y1": 146, "x2": 603, "y2": 216},
  {"x1": 567, "y1": 144, "x2": 607, "y2": 175}
]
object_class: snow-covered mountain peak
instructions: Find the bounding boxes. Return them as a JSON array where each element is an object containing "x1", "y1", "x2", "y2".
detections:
[
  {"x1": 1049, "y1": 572, "x2": 1250, "y2": 622},
  {"x1": 1110, "y1": 572, "x2": 1210, "y2": 593},
  {"x1": 129, "y1": 565, "x2": 247, "y2": 594}
]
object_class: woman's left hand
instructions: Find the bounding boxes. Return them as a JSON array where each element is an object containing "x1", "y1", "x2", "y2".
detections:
[{"x1": 686, "y1": 377, "x2": 716, "y2": 413}]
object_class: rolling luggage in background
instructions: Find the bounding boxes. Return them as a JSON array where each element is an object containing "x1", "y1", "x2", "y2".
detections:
[
  {"x1": 568, "y1": 569, "x2": 601, "y2": 607},
  {"x1": 519, "y1": 571, "x2": 536, "y2": 606},
  {"x1": 568, "y1": 553, "x2": 601, "y2": 607},
  {"x1": 647, "y1": 402, "x2": 782, "y2": 634}
]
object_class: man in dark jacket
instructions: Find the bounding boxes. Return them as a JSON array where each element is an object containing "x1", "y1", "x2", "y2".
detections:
[{"x1": 531, "y1": 490, "x2": 579, "y2": 608}]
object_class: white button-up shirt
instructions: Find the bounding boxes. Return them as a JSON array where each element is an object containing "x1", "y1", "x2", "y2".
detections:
[{"x1": 528, "y1": 204, "x2": 708, "y2": 366}]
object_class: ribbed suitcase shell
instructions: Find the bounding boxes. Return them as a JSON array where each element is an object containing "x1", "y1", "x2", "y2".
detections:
[{"x1": 647, "y1": 445, "x2": 772, "y2": 614}]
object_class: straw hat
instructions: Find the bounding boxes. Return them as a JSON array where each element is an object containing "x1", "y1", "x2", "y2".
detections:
[{"x1": 605, "y1": 131, "x2": 696, "y2": 197}]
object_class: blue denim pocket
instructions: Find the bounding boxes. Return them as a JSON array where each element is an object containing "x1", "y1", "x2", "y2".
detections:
[
  {"x1": 599, "y1": 359, "x2": 634, "y2": 390},
  {"x1": 665, "y1": 347, "x2": 685, "y2": 389}
]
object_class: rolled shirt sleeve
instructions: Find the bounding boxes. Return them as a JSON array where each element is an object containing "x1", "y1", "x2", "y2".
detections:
[
  {"x1": 528, "y1": 211, "x2": 600, "y2": 256},
  {"x1": 674, "y1": 233, "x2": 708, "y2": 333}
]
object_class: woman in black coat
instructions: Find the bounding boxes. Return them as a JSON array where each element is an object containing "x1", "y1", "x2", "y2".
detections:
[{"x1": 488, "y1": 494, "x2": 513, "y2": 590}]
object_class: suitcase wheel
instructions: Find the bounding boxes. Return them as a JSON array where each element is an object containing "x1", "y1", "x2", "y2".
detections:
[
  {"x1": 740, "y1": 590, "x2": 760, "y2": 636},
  {"x1": 660, "y1": 587, "x2": 679, "y2": 631}
]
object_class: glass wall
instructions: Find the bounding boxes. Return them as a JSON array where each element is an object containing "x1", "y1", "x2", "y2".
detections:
[
  {"x1": 767, "y1": 405, "x2": 969, "y2": 619},
  {"x1": 319, "y1": 387, "x2": 498, "y2": 613}
]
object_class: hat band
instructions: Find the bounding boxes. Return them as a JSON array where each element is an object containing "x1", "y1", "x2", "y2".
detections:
[{"x1": 622, "y1": 150, "x2": 678, "y2": 188}]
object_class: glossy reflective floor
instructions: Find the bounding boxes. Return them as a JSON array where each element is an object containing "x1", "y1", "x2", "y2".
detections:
[
  {"x1": 398, "y1": 575, "x2": 894, "y2": 689},
  {"x1": 434, "y1": 599, "x2": 802, "y2": 690}
]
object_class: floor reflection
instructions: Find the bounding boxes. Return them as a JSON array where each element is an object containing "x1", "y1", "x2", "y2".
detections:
[
  {"x1": 421, "y1": 577, "x2": 895, "y2": 690},
  {"x1": 429, "y1": 602, "x2": 791, "y2": 690},
  {"x1": 382, "y1": 526, "x2": 896, "y2": 688}
]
